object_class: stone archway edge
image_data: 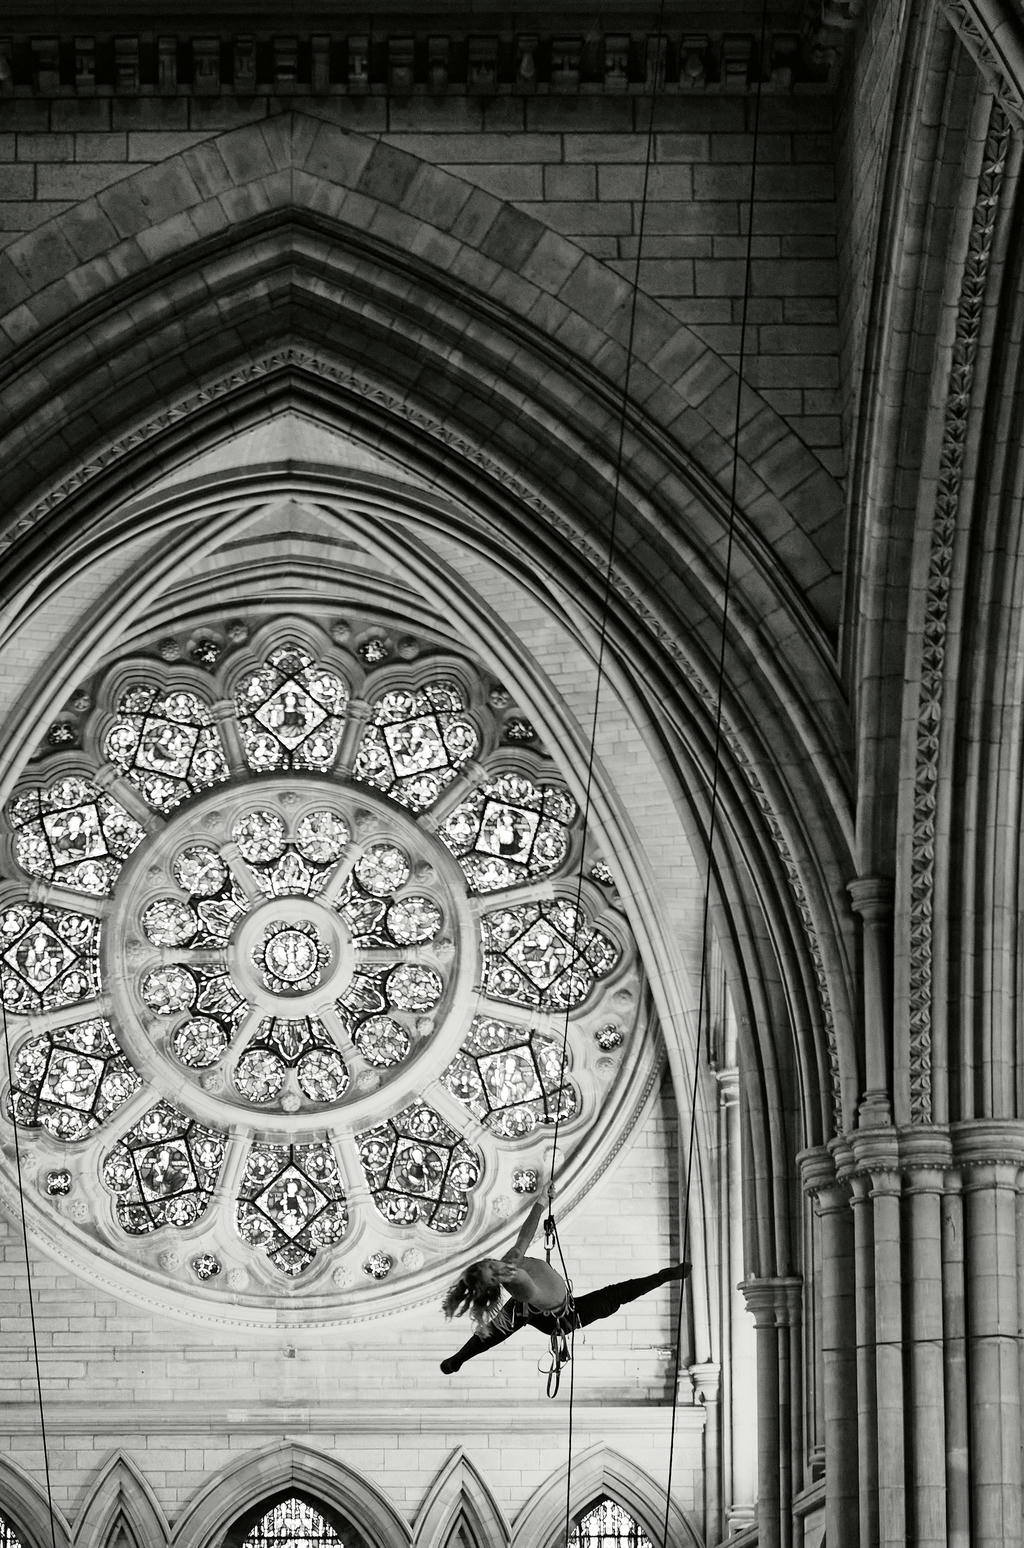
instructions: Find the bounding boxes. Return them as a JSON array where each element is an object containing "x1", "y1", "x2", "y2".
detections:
[{"x1": 0, "y1": 112, "x2": 843, "y2": 619}]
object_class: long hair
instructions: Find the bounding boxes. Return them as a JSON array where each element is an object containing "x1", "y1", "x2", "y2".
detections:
[{"x1": 442, "y1": 1261, "x2": 502, "y2": 1329}]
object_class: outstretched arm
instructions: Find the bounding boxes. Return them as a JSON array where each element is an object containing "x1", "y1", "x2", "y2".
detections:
[{"x1": 506, "y1": 1199, "x2": 544, "y2": 1260}]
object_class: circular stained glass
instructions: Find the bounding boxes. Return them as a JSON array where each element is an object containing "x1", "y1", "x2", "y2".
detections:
[
  {"x1": 233, "y1": 809, "x2": 286, "y2": 862},
  {"x1": 386, "y1": 963, "x2": 443, "y2": 1012},
  {"x1": 297, "y1": 1049, "x2": 349, "y2": 1102},
  {"x1": 142, "y1": 898, "x2": 197, "y2": 948},
  {"x1": 386, "y1": 896, "x2": 442, "y2": 944},
  {"x1": 234, "y1": 1049, "x2": 285, "y2": 1103},
  {"x1": 353, "y1": 1015, "x2": 411, "y2": 1067},
  {"x1": 295, "y1": 810, "x2": 349, "y2": 863},
  {"x1": 254, "y1": 920, "x2": 330, "y2": 995},
  {"x1": 142, "y1": 966, "x2": 195, "y2": 1015},
  {"x1": 173, "y1": 846, "x2": 227, "y2": 895},
  {"x1": 172, "y1": 1018, "x2": 229, "y2": 1069},
  {"x1": 354, "y1": 844, "x2": 410, "y2": 896}
]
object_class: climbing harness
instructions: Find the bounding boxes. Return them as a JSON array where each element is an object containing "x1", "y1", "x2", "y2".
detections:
[{"x1": 539, "y1": 1207, "x2": 578, "y2": 1398}]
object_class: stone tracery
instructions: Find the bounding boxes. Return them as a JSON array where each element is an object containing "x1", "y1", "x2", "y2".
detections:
[{"x1": 0, "y1": 625, "x2": 641, "y2": 1305}]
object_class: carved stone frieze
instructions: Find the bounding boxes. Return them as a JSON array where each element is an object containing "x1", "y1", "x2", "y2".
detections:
[
  {"x1": 0, "y1": 27, "x2": 835, "y2": 97},
  {"x1": 907, "y1": 100, "x2": 1011, "y2": 1124}
]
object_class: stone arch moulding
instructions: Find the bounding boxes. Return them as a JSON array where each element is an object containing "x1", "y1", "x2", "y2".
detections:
[
  {"x1": 0, "y1": 1454, "x2": 73, "y2": 1548},
  {"x1": 169, "y1": 1441, "x2": 411, "y2": 1548},
  {"x1": 72, "y1": 1453, "x2": 170, "y2": 1548},
  {"x1": 0, "y1": 111, "x2": 845, "y2": 651},
  {"x1": 412, "y1": 1448, "x2": 510, "y2": 1548},
  {"x1": 512, "y1": 1441, "x2": 702, "y2": 1548}
]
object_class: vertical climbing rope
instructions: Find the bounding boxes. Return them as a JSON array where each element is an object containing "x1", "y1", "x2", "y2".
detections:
[
  {"x1": 660, "y1": 5, "x2": 770, "y2": 1543},
  {"x1": 1, "y1": 995, "x2": 59, "y2": 1548},
  {"x1": 545, "y1": 6, "x2": 670, "y2": 1542}
]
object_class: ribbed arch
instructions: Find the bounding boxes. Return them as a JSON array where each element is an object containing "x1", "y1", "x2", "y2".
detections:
[
  {"x1": 513, "y1": 1443, "x2": 701, "y2": 1548},
  {"x1": 72, "y1": 1452, "x2": 170, "y2": 1548},
  {"x1": 171, "y1": 1443, "x2": 410, "y2": 1548},
  {"x1": 412, "y1": 1449, "x2": 510, "y2": 1548},
  {"x1": 0, "y1": 1456, "x2": 72, "y2": 1548}
]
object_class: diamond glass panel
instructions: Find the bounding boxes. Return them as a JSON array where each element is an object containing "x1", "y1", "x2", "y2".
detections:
[
  {"x1": 8, "y1": 776, "x2": 145, "y2": 896},
  {"x1": 439, "y1": 773, "x2": 576, "y2": 892},
  {"x1": 352, "y1": 681, "x2": 478, "y2": 810},
  {"x1": 0, "y1": 905, "x2": 100, "y2": 1013},
  {"x1": 236, "y1": 646, "x2": 349, "y2": 772},
  {"x1": 481, "y1": 899, "x2": 619, "y2": 1010},
  {"x1": 441, "y1": 1016, "x2": 579, "y2": 1138},
  {"x1": 235, "y1": 1141, "x2": 348, "y2": 1275},
  {"x1": 357, "y1": 1102, "x2": 481, "y2": 1231},
  {"x1": 101, "y1": 1101, "x2": 226, "y2": 1233},
  {"x1": 104, "y1": 687, "x2": 228, "y2": 810},
  {"x1": 7, "y1": 1018, "x2": 142, "y2": 1140}
]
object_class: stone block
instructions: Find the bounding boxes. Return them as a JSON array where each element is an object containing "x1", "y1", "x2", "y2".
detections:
[
  {"x1": 50, "y1": 99, "x2": 112, "y2": 131},
  {"x1": 37, "y1": 165, "x2": 134, "y2": 201},
  {"x1": 128, "y1": 131, "x2": 214, "y2": 162},
  {"x1": 0, "y1": 166, "x2": 34, "y2": 200},
  {"x1": 112, "y1": 98, "x2": 190, "y2": 131},
  {"x1": 76, "y1": 133, "x2": 127, "y2": 161},
  {"x1": 356, "y1": 143, "x2": 421, "y2": 205},
  {"x1": 16, "y1": 132, "x2": 74, "y2": 161},
  {"x1": 447, "y1": 163, "x2": 542, "y2": 201}
]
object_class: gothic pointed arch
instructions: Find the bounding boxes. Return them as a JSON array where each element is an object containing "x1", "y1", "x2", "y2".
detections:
[
  {"x1": 72, "y1": 1452, "x2": 170, "y2": 1548},
  {"x1": 0, "y1": 1455, "x2": 72, "y2": 1548},
  {"x1": 412, "y1": 1448, "x2": 509, "y2": 1548},
  {"x1": 170, "y1": 1442, "x2": 411, "y2": 1548},
  {"x1": 512, "y1": 1442, "x2": 701, "y2": 1548}
]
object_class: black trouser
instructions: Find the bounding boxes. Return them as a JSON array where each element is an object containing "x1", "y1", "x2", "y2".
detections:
[{"x1": 442, "y1": 1265, "x2": 677, "y2": 1371}]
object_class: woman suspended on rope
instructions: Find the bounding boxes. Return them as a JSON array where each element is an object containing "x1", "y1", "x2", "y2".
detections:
[{"x1": 440, "y1": 1189, "x2": 690, "y2": 1375}]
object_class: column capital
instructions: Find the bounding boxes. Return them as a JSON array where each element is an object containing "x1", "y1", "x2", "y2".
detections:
[
  {"x1": 739, "y1": 1275, "x2": 802, "y2": 1326},
  {"x1": 951, "y1": 1118, "x2": 1024, "y2": 1173},
  {"x1": 846, "y1": 874, "x2": 895, "y2": 921},
  {"x1": 714, "y1": 1065, "x2": 740, "y2": 1106}
]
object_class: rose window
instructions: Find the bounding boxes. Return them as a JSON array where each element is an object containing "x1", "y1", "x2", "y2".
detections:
[{"x1": 0, "y1": 627, "x2": 646, "y2": 1316}]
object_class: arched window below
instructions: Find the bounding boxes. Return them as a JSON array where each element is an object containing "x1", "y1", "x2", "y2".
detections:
[
  {"x1": 0, "y1": 1516, "x2": 25, "y2": 1548},
  {"x1": 224, "y1": 1492, "x2": 369, "y2": 1548},
  {"x1": 570, "y1": 1497, "x2": 654, "y2": 1548}
]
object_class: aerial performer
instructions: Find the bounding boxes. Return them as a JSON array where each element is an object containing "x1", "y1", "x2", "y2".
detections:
[{"x1": 440, "y1": 1187, "x2": 690, "y2": 1375}]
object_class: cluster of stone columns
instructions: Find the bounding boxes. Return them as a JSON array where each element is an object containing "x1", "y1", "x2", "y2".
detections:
[{"x1": 800, "y1": 1124, "x2": 1024, "y2": 1547}]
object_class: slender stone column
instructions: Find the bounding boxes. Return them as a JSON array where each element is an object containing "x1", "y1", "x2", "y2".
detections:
[
  {"x1": 901, "y1": 1129, "x2": 953, "y2": 1547},
  {"x1": 847, "y1": 876, "x2": 895, "y2": 1127},
  {"x1": 847, "y1": 1168, "x2": 878, "y2": 1547},
  {"x1": 850, "y1": 1133, "x2": 905, "y2": 1545},
  {"x1": 800, "y1": 1147, "x2": 858, "y2": 1548},
  {"x1": 739, "y1": 1276, "x2": 803, "y2": 1548},
  {"x1": 954, "y1": 1124, "x2": 1024, "y2": 1546},
  {"x1": 941, "y1": 1168, "x2": 969, "y2": 1548}
]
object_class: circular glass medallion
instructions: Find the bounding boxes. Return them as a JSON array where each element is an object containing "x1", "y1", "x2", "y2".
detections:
[
  {"x1": 234, "y1": 1049, "x2": 285, "y2": 1103},
  {"x1": 354, "y1": 844, "x2": 411, "y2": 896},
  {"x1": 353, "y1": 1015, "x2": 411, "y2": 1068},
  {"x1": 173, "y1": 846, "x2": 227, "y2": 896},
  {"x1": 386, "y1": 963, "x2": 443, "y2": 1011},
  {"x1": 233, "y1": 809, "x2": 286, "y2": 863},
  {"x1": 142, "y1": 966, "x2": 195, "y2": 1015},
  {"x1": 254, "y1": 920, "x2": 331, "y2": 995},
  {"x1": 172, "y1": 1018, "x2": 229, "y2": 1069},
  {"x1": 142, "y1": 898, "x2": 197, "y2": 947},
  {"x1": 295, "y1": 809, "x2": 349, "y2": 863},
  {"x1": 386, "y1": 896, "x2": 442, "y2": 945}
]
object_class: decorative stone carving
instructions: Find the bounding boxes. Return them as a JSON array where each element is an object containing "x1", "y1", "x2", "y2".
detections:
[{"x1": 908, "y1": 101, "x2": 1011, "y2": 1124}]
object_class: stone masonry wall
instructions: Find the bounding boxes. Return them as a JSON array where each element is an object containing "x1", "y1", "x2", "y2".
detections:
[
  {"x1": 0, "y1": 90, "x2": 842, "y2": 482},
  {"x1": 0, "y1": 1084, "x2": 694, "y2": 1542}
]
